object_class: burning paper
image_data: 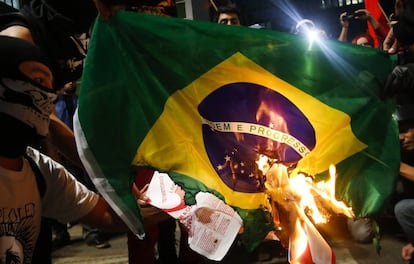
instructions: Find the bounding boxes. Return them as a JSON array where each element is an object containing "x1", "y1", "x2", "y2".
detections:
[
  {"x1": 259, "y1": 155, "x2": 354, "y2": 264},
  {"x1": 146, "y1": 160, "x2": 353, "y2": 263}
]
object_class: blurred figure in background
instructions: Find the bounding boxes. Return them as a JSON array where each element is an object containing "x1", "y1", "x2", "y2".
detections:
[
  {"x1": 338, "y1": 9, "x2": 388, "y2": 48},
  {"x1": 213, "y1": 3, "x2": 241, "y2": 26},
  {"x1": 383, "y1": 0, "x2": 413, "y2": 55},
  {"x1": 382, "y1": 1, "x2": 414, "y2": 261}
]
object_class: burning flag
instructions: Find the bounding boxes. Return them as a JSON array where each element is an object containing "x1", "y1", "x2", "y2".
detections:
[{"x1": 74, "y1": 11, "x2": 399, "y2": 261}]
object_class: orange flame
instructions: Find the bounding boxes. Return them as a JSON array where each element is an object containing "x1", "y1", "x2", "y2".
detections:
[{"x1": 258, "y1": 160, "x2": 353, "y2": 263}]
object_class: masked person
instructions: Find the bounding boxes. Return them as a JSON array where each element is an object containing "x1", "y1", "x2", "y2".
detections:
[
  {"x1": 0, "y1": 0, "x2": 114, "y2": 249},
  {"x1": 0, "y1": 0, "x2": 159, "y2": 251},
  {"x1": 0, "y1": 35, "x2": 129, "y2": 264}
]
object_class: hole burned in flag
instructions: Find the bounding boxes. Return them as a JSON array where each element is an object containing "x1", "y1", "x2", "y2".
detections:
[{"x1": 198, "y1": 82, "x2": 316, "y2": 193}]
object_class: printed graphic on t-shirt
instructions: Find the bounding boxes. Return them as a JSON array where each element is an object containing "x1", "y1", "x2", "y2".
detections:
[{"x1": 0, "y1": 203, "x2": 37, "y2": 264}]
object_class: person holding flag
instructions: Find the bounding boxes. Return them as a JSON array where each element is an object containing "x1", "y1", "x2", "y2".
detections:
[
  {"x1": 0, "y1": 0, "x2": 178, "y2": 260},
  {"x1": 0, "y1": 35, "x2": 132, "y2": 264}
]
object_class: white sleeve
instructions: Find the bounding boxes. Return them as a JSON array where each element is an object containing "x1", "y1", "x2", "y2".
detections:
[{"x1": 27, "y1": 147, "x2": 100, "y2": 223}]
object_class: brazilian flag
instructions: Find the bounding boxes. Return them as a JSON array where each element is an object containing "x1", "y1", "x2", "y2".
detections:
[{"x1": 74, "y1": 11, "x2": 399, "y2": 250}]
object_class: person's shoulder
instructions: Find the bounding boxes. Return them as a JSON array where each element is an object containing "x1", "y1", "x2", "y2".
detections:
[
  {"x1": 26, "y1": 147, "x2": 75, "y2": 192},
  {"x1": 26, "y1": 146, "x2": 41, "y2": 161},
  {"x1": 26, "y1": 146, "x2": 59, "y2": 174}
]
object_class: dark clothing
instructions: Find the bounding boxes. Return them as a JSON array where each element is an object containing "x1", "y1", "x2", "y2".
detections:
[
  {"x1": 397, "y1": 151, "x2": 414, "y2": 200},
  {"x1": 394, "y1": 0, "x2": 414, "y2": 45},
  {"x1": 128, "y1": 168, "x2": 204, "y2": 264},
  {"x1": 55, "y1": 94, "x2": 77, "y2": 130},
  {"x1": 32, "y1": 218, "x2": 53, "y2": 264},
  {"x1": 28, "y1": 0, "x2": 97, "y2": 33},
  {"x1": 0, "y1": 0, "x2": 178, "y2": 88},
  {"x1": 0, "y1": 3, "x2": 88, "y2": 88}
]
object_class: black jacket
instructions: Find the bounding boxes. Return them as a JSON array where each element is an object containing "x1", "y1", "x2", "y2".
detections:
[{"x1": 0, "y1": 0, "x2": 92, "y2": 88}]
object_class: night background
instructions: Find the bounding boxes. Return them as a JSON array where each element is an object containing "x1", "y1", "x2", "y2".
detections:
[{"x1": 212, "y1": 0, "x2": 393, "y2": 41}]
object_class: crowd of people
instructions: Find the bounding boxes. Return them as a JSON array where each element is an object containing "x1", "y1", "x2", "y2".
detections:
[
  {"x1": 335, "y1": 3, "x2": 414, "y2": 264},
  {"x1": 339, "y1": 1, "x2": 414, "y2": 263},
  {"x1": 1, "y1": 0, "x2": 414, "y2": 263},
  {"x1": 385, "y1": 1, "x2": 414, "y2": 260}
]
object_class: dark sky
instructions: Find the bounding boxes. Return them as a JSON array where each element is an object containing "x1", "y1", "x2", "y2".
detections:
[{"x1": 233, "y1": 0, "x2": 393, "y2": 39}]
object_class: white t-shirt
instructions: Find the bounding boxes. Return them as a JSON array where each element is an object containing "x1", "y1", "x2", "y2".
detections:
[{"x1": 0, "y1": 147, "x2": 99, "y2": 263}]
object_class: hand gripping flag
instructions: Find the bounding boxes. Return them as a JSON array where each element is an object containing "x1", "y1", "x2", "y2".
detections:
[
  {"x1": 365, "y1": 0, "x2": 391, "y2": 48},
  {"x1": 74, "y1": 11, "x2": 399, "y2": 261}
]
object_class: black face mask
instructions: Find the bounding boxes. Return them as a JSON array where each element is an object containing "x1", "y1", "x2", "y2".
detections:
[{"x1": 0, "y1": 113, "x2": 42, "y2": 158}]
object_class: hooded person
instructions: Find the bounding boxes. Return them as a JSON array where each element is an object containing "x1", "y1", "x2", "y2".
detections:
[
  {"x1": 0, "y1": 0, "x2": 118, "y2": 251},
  {"x1": 0, "y1": 35, "x2": 56, "y2": 157},
  {"x1": 1, "y1": 0, "x2": 180, "y2": 252},
  {"x1": 0, "y1": 35, "x2": 128, "y2": 264},
  {"x1": 0, "y1": 34, "x2": 59, "y2": 263},
  {"x1": 0, "y1": 35, "x2": 58, "y2": 263}
]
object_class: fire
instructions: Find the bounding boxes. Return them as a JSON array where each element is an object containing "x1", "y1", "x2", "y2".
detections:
[{"x1": 257, "y1": 156, "x2": 354, "y2": 263}]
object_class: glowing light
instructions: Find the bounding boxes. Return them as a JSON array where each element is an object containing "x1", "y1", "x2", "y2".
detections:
[{"x1": 271, "y1": 0, "x2": 357, "y2": 75}]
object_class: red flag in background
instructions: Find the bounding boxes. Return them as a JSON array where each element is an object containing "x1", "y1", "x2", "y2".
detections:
[{"x1": 365, "y1": 0, "x2": 390, "y2": 48}]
